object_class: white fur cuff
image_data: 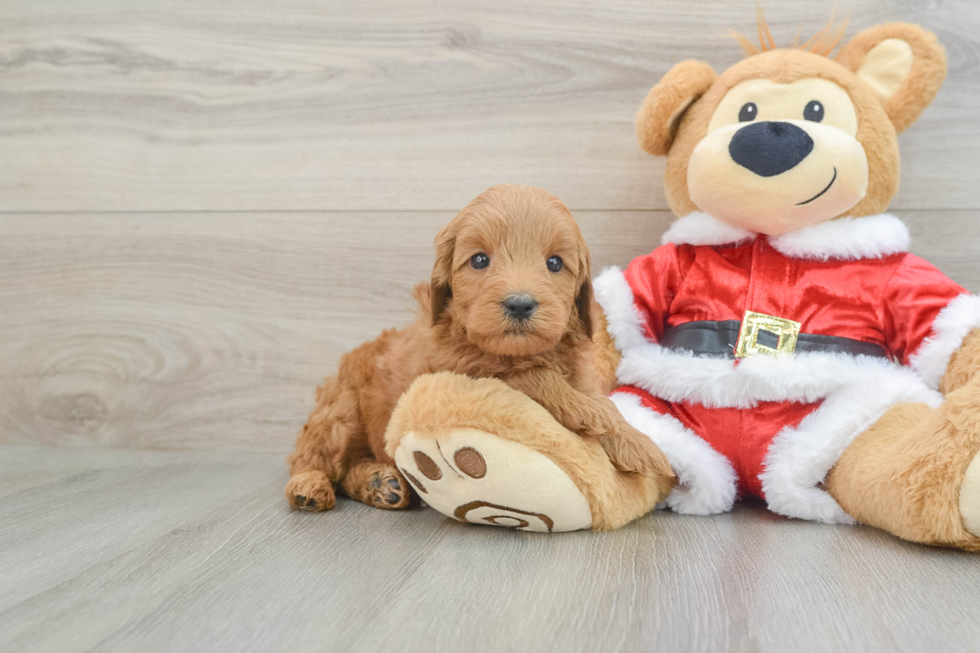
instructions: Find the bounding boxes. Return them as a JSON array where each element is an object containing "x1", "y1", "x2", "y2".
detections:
[{"x1": 910, "y1": 293, "x2": 980, "y2": 389}]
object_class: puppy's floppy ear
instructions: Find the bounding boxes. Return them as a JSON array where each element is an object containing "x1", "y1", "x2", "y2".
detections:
[
  {"x1": 575, "y1": 247, "x2": 595, "y2": 340},
  {"x1": 636, "y1": 60, "x2": 717, "y2": 156},
  {"x1": 430, "y1": 221, "x2": 456, "y2": 324},
  {"x1": 836, "y1": 23, "x2": 946, "y2": 134}
]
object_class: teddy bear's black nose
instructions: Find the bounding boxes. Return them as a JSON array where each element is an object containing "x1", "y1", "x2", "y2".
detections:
[{"x1": 729, "y1": 121, "x2": 814, "y2": 177}]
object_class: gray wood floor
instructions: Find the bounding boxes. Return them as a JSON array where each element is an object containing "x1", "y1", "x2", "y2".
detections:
[
  {"x1": 3, "y1": 1, "x2": 980, "y2": 651},
  {"x1": 3, "y1": 444, "x2": 979, "y2": 653}
]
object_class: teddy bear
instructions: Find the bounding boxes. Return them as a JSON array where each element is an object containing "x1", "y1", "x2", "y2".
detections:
[{"x1": 386, "y1": 16, "x2": 980, "y2": 549}]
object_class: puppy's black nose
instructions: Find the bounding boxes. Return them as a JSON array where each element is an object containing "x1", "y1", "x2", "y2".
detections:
[
  {"x1": 729, "y1": 121, "x2": 813, "y2": 177},
  {"x1": 502, "y1": 293, "x2": 537, "y2": 321}
]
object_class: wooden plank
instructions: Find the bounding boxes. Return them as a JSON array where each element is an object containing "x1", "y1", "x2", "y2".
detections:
[
  {"x1": 0, "y1": 446, "x2": 284, "y2": 614},
  {"x1": 0, "y1": 0, "x2": 978, "y2": 212},
  {"x1": 1, "y1": 444, "x2": 979, "y2": 653},
  {"x1": 2, "y1": 210, "x2": 977, "y2": 453}
]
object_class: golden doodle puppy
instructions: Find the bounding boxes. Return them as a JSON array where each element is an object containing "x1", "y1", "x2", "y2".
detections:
[{"x1": 286, "y1": 184, "x2": 674, "y2": 512}]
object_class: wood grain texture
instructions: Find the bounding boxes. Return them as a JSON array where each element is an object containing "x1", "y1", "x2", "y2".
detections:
[
  {"x1": 0, "y1": 210, "x2": 671, "y2": 451},
  {"x1": 1, "y1": 0, "x2": 979, "y2": 212},
  {"x1": 3, "y1": 210, "x2": 977, "y2": 453},
  {"x1": 1, "y1": 444, "x2": 979, "y2": 653},
  {"x1": 2, "y1": 3, "x2": 980, "y2": 651}
]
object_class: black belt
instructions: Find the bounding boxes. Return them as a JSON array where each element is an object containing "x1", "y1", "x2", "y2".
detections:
[{"x1": 660, "y1": 320, "x2": 888, "y2": 359}]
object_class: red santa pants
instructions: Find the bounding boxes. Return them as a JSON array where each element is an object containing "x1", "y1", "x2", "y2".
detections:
[{"x1": 614, "y1": 385, "x2": 822, "y2": 498}]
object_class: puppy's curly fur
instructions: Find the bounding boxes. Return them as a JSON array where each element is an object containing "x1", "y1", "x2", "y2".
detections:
[{"x1": 286, "y1": 184, "x2": 674, "y2": 512}]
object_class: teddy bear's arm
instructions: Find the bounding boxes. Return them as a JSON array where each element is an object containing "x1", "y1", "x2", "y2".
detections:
[
  {"x1": 882, "y1": 254, "x2": 980, "y2": 390},
  {"x1": 940, "y1": 328, "x2": 980, "y2": 394}
]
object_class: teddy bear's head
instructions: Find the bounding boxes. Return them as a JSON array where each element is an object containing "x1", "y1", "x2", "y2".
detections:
[{"x1": 637, "y1": 15, "x2": 947, "y2": 235}]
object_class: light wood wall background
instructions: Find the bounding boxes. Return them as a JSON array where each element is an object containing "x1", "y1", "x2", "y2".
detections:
[{"x1": 3, "y1": 0, "x2": 979, "y2": 453}]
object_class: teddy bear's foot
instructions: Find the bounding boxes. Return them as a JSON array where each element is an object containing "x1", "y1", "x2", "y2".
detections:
[
  {"x1": 341, "y1": 460, "x2": 411, "y2": 510},
  {"x1": 386, "y1": 372, "x2": 670, "y2": 532},
  {"x1": 393, "y1": 428, "x2": 593, "y2": 532},
  {"x1": 285, "y1": 470, "x2": 336, "y2": 511},
  {"x1": 827, "y1": 372, "x2": 980, "y2": 551}
]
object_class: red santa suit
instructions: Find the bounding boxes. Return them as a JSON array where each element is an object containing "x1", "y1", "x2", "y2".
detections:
[{"x1": 595, "y1": 213, "x2": 980, "y2": 524}]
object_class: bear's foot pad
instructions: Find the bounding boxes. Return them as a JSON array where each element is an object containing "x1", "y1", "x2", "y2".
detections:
[{"x1": 393, "y1": 428, "x2": 592, "y2": 532}]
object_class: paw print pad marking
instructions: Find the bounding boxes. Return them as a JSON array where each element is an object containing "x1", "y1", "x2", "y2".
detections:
[
  {"x1": 453, "y1": 447, "x2": 486, "y2": 478},
  {"x1": 454, "y1": 501, "x2": 554, "y2": 532},
  {"x1": 413, "y1": 451, "x2": 442, "y2": 480}
]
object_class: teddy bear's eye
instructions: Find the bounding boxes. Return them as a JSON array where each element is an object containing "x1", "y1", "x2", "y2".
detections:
[
  {"x1": 804, "y1": 100, "x2": 824, "y2": 122},
  {"x1": 470, "y1": 253, "x2": 490, "y2": 269},
  {"x1": 738, "y1": 102, "x2": 758, "y2": 122}
]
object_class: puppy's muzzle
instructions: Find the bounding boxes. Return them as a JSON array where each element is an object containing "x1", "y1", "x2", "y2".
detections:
[
  {"x1": 729, "y1": 121, "x2": 814, "y2": 177},
  {"x1": 502, "y1": 293, "x2": 537, "y2": 322}
]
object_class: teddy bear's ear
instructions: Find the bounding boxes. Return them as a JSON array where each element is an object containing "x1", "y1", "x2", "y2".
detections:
[
  {"x1": 636, "y1": 60, "x2": 717, "y2": 156},
  {"x1": 836, "y1": 23, "x2": 947, "y2": 134}
]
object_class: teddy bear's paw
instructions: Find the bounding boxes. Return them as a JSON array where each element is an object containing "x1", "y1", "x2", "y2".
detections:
[
  {"x1": 959, "y1": 449, "x2": 980, "y2": 537},
  {"x1": 285, "y1": 470, "x2": 336, "y2": 512},
  {"x1": 393, "y1": 427, "x2": 593, "y2": 532}
]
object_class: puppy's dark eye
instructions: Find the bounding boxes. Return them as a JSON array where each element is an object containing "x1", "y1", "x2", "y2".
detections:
[
  {"x1": 470, "y1": 253, "x2": 489, "y2": 270},
  {"x1": 738, "y1": 102, "x2": 757, "y2": 122},
  {"x1": 546, "y1": 256, "x2": 563, "y2": 272},
  {"x1": 804, "y1": 100, "x2": 824, "y2": 122}
]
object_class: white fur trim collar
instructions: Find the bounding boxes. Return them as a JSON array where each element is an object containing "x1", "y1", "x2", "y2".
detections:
[
  {"x1": 661, "y1": 212, "x2": 755, "y2": 248},
  {"x1": 769, "y1": 214, "x2": 910, "y2": 261},
  {"x1": 662, "y1": 212, "x2": 910, "y2": 261}
]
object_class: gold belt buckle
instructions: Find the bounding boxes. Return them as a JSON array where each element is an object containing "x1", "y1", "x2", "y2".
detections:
[{"x1": 735, "y1": 310, "x2": 801, "y2": 358}]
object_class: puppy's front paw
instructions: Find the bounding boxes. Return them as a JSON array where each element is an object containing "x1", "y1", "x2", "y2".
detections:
[
  {"x1": 568, "y1": 406, "x2": 618, "y2": 439},
  {"x1": 286, "y1": 471, "x2": 336, "y2": 511},
  {"x1": 599, "y1": 425, "x2": 676, "y2": 483}
]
